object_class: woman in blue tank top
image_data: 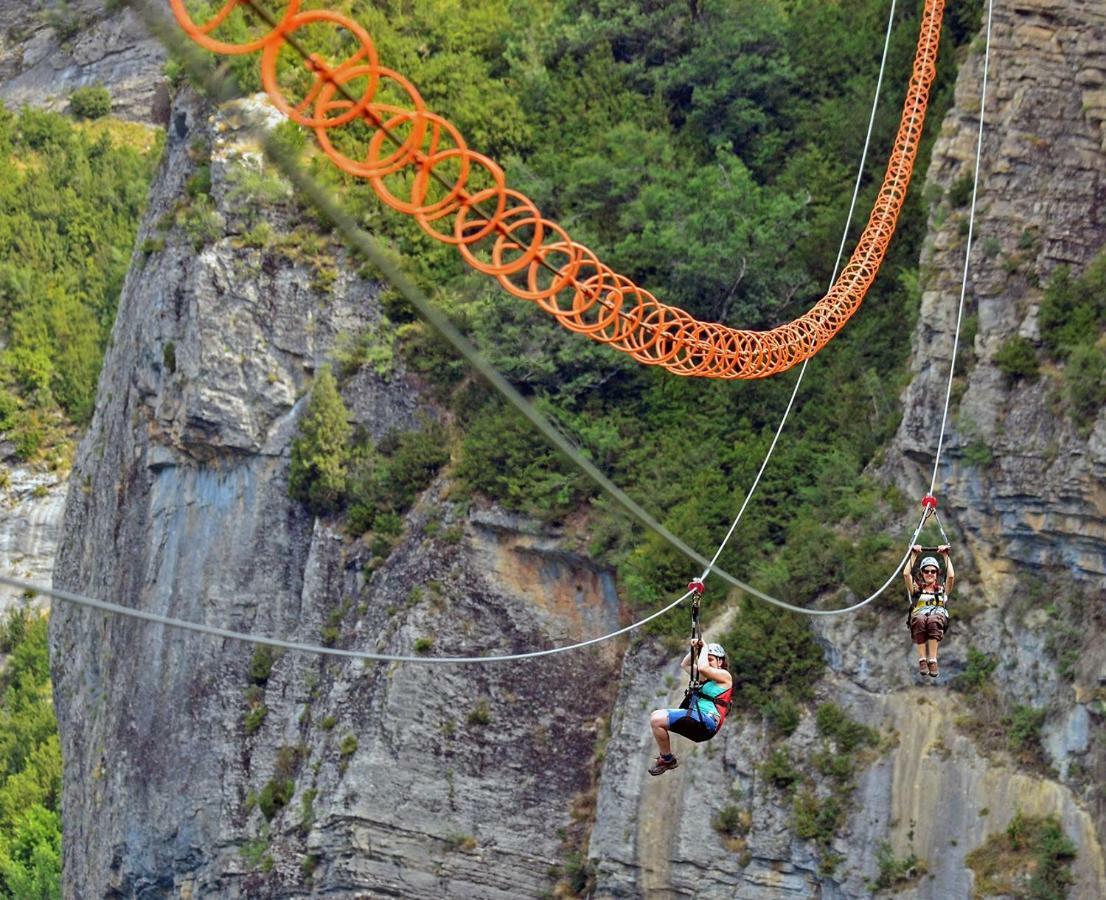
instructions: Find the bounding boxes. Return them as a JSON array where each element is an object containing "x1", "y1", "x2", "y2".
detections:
[{"x1": 648, "y1": 640, "x2": 732, "y2": 776}]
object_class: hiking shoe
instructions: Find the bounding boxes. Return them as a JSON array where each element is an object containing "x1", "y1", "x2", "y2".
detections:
[
  {"x1": 918, "y1": 658, "x2": 929, "y2": 676},
  {"x1": 927, "y1": 659, "x2": 939, "y2": 677},
  {"x1": 648, "y1": 755, "x2": 679, "y2": 776}
]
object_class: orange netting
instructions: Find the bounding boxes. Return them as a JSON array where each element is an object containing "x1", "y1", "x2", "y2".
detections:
[{"x1": 170, "y1": 0, "x2": 945, "y2": 379}]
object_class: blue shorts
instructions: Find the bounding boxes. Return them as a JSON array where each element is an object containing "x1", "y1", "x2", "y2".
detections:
[{"x1": 666, "y1": 708, "x2": 719, "y2": 734}]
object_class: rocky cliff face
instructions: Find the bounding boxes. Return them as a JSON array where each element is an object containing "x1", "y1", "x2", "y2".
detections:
[
  {"x1": 590, "y1": 0, "x2": 1106, "y2": 896},
  {"x1": 50, "y1": 91, "x2": 620, "y2": 896},
  {"x1": 0, "y1": 0, "x2": 168, "y2": 125},
  {"x1": 0, "y1": 465, "x2": 66, "y2": 615}
]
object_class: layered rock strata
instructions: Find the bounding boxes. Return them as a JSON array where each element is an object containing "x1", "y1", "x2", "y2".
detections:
[{"x1": 50, "y1": 91, "x2": 620, "y2": 896}]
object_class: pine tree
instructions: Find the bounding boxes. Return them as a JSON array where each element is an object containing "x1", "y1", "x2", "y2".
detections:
[{"x1": 288, "y1": 366, "x2": 351, "y2": 514}]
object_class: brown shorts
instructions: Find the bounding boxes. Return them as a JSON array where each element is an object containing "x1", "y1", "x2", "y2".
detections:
[{"x1": 909, "y1": 609, "x2": 948, "y2": 644}]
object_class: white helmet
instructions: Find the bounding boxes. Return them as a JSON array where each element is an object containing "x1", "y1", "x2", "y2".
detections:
[
  {"x1": 706, "y1": 642, "x2": 726, "y2": 658},
  {"x1": 919, "y1": 556, "x2": 940, "y2": 572}
]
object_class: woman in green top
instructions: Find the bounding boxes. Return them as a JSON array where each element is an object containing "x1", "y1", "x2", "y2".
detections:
[{"x1": 648, "y1": 639, "x2": 733, "y2": 776}]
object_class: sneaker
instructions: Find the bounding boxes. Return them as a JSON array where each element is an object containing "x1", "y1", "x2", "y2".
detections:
[
  {"x1": 927, "y1": 659, "x2": 939, "y2": 677},
  {"x1": 648, "y1": 754, "x2": 679, "y2": 776},
  {"x1": 918, "y1": 658, "x2": 929, "y2": 676}
]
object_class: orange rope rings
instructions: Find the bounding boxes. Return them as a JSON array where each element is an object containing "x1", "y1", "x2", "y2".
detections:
[{"x1": 169, "y1": 0, "x2": 946, "y2": 379}]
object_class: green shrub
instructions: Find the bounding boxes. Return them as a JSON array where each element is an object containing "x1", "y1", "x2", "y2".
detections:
[
  {"x1": 248, "y1": 645, "x2": 274, "y2": 685},
  {"x1": 243, "y1": 704, "x2": 268, "y2": 735},
  {"x1": 947, "y1": 172, "x2": 974, "y2": 207},
  {"x1": 993, "y1": 336, "x2": 1039, "y2": 381},
  {"x1": 761, "y1": 749, "x2": 800, "y2": 792},
  {"x1": 967, "y1": 812, "x2": 1076, "y2": 898},
  {"x1": 1039, "y1": 252, "x2": 1106, "y2": 357},
  {"x1": 289, "y1": 366, "x2": 352, "y2": 514},
  {"x1": 764, "y1": 696, "x2": 800, "y2": 736},
  {"x1": 1064, "y1": 343, "x2": 1106, "y2": 430},
  {"x1": 257, "y1": 777, "x2": 294, "y2": 820},
  {"x1": 815, "y1": 703, "x2": 878, "y2": 753},
  {"x1": 69, "y1": 85, "x2": 111, "y2": 119},
  {"x1": 346, "y1": 423, "x2": 449, "y2": 536},
  {"x1": 793, "y1": 790, "x2": 843, "y2": 848},
  {"x1": 954, "y1": 646, "x2": 998, "y2": 691},
  {"x1": 339, "y1": 734, "x2": 358, "y2": 757},
  {"x1": 874, "y1": 840, "x2": 926, "y2": 889},
  {"x1": 466, "y1": 699, "x2": 491, "y2": 727},
  {"x1": 1003, "y1": 705, "x2": 1046, "y2": 765}
]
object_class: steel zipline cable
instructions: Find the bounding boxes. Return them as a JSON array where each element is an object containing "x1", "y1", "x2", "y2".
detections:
[{"x1": 6, "y1": 0, "x2": 985, "y2": 665}]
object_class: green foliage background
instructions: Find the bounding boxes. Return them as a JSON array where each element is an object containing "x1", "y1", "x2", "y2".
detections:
[
  {"x1": 0, "y1": 611, "x2": 61, "y2": 899},
  {"x1": 0, "y1": 104, "x2": 161, "y2": 459}
]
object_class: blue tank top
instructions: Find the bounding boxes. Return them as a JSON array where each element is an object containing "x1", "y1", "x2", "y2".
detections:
[{"x1": 696, "y1": 680, "x2": 729, "y2": 719}]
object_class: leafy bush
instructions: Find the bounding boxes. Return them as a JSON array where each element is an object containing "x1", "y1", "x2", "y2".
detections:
[
  {"x1": 874, "y1": 840, "x2": 926, "y2": 889},
  {"x1": 346, "y1": 422, "x2": 450, "y2": 535},
  {"x1": 257, "y1": 777, "x2": 294, "y2": 820},
  {"x1": 1064, "y1": 344, "x2": 1106, "y2": 431},
  {"x1": 1039, "y1": 252, "x2": 1106, "y2": 358},
  {"x1": 993, "y1": 336, "x2": 1039, "y2": 381},
  {"x1": 1003, "y1": 705, "x2": 1047, "y2": 766},
  {"x1": 248, "y1": 646, "x2": 274, "y2": 686},
  {"x1": 761, "y1": 749, "x2": 800, "y2": 792},
  {"x1": 967, "y1": 812, "x2": 1076, "y2": 899},
  {"x1": 69, "y1": 85, "x2": 111, "y2": 120},
  {"x1": 288, "y1": 366, "x2": 352, "y2": 514},
  {"x1": 815, "y1": 703, "x2": 878, "y2": 753},
  {"x1": 954, "y1": 646, "x2": 998, "y2": 691},
  {"x1": 793, "y1": 790, "x2": 844, "y2": 848},
  {"x1": 723, "y1": 598, "x2": 824, "y2": 713}
]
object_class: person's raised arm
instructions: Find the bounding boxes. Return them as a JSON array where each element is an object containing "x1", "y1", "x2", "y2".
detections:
[
  {"x1": 905, "y1": 544, "x2": 920, "y2": 593},
  {"x1": 940, "y1": 545, "x2": 955, "y2": 595}
]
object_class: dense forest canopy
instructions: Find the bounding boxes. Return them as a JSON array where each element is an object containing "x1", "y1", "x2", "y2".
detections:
[{"x1": 0, "y1": 106, "x2": 161, "y2": 461}]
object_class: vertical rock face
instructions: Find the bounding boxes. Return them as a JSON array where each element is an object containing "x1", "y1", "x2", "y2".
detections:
[
  {"x1": 591, "y1": 1, "x2": 1106, "y2": 896},
  {"x1": 0, "y1": 467, "x2": 66, "y2": 615},
  {"x1": 0, "y1": 1, "x2": 169, "y2": 125},
  {"x1": 885, "y1": 0, "x2": 1106, "y2": 578},
  {"x1": 50, "y1": 91, "x2": 620, "y2": 896}
]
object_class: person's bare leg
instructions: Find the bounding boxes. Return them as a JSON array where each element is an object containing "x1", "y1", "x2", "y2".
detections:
[
  {"x1": 927, "y1": 638, "x2": 938, "y2": 661},
  {"x1": 650, "y1": 710, "x2": 672, "y2": 757}
]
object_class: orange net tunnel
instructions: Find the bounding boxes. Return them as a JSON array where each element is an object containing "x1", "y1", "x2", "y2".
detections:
[{"x1": 170, "y1": 0, "x2": 946, "y2": 379}]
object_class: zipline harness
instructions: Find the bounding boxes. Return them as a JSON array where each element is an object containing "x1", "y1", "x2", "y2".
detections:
[{"x1": 668, "y1": 579, "x2": 734, "y2": 744}]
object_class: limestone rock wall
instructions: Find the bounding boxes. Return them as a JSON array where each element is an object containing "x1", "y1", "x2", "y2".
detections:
[
  {"x1": 50, "y1": 91, "x2": 620, "y2": 896},
  {"x1": 0, "y1": 1, "x2": 168, "y2": 125},
  {"x1": 0, "y1": 466, "x2": 66, "y2": 615},
  {"x1": 885, "y1": 0, "x2": 1106, "y2": 576}
]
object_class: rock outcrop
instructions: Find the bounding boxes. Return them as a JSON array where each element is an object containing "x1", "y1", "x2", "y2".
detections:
[
  {"x1": 0, "y1": 0, "x2": 168, "y2": 125},
  {"x1": 50, "y1": 91, "x2": 620, "y2": 896},
  {"x1": 0, "y1": 465, "x2": 66, "y2": 615}
]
